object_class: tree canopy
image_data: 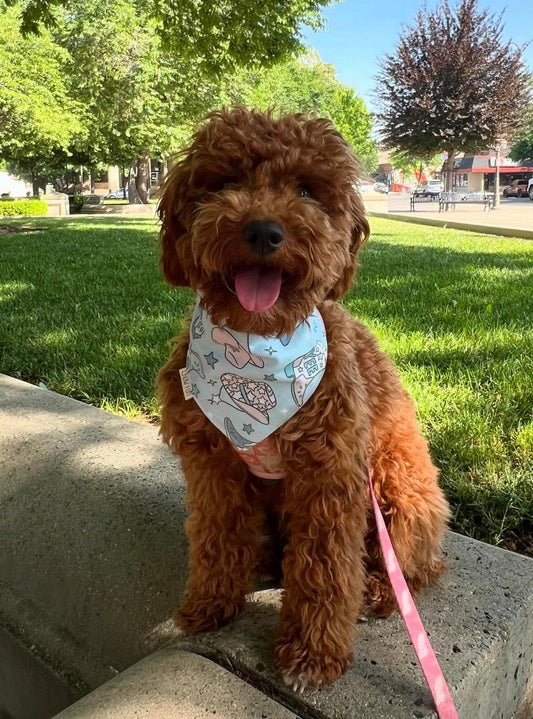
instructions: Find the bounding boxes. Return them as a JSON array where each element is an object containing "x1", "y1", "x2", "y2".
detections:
[
  {"x1": 221, "y1": 53, "x2": 378, "y2": 171},
  {"x1": 1, "y1": 0, "x2": 329, "y2": 75},
  {"x1": 0, "y1": 0, "x2": 377, "y2": 196},
  {"x1": 375, "y1": 0, "x2": 531, "y2": 180},
  {"x1": 510, "y1": 105, "x2": 533, "y2": 162},
  {"x1": 0, "y1": 6, "x2": 84, "y2": 192}
]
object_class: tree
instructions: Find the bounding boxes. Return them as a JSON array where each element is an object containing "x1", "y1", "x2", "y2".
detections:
[
  {"x1": 0, "y1": 6, "x2": 83, "y2": 195},
  {"x1": 510, "y1": 135, "x2": 533, "y2": 163},
  {"x1": 53, "y1": 0, "x2": 210, "y2": 203},
  {"x1": 1, "y1": 0, "x2": 330, "y2": 75},
  {"x1": 4, "y1": 0, "x2": 334, "y2": 203},
  {"x1": 389, "y1": 149, "x2": 443, "y2": 185},
  {"x1": 375, "y1": 0, "x2": 532, "y2": 190},
  {"x1": 221, "y1": 53, "x2": 378, "y2": 172},
  {"x1": 510, "y1": 105, "x2": 533, "y2": 162}
]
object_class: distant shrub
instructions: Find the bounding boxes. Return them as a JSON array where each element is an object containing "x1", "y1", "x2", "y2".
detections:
[
  {"x1": 68, "y1": 194, "x2": 84, "y2": 213},
  {"x1": 0, "y1": 199, "x2": 48, "y2": 217}
]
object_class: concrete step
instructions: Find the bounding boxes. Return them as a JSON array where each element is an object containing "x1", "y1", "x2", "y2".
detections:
[
  {"x1": 1, "y1": 374, "x2": 532, "y2": 719},
  {"x1": 52, "y1": 648, "x2": 299, "y2": 719}
]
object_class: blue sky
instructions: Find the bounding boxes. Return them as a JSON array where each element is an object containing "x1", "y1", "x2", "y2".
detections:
[{"x1": 301, "y1": 0, "x2": 533, "y2": 111}]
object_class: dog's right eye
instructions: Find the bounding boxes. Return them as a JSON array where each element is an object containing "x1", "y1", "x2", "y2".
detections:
[{"x1": 297, "y1": 185, "x2": 312, "y2": 198}]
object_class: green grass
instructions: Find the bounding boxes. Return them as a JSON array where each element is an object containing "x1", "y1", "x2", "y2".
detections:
[{"x1": 1, "y1": 215, "x2": 532, "y2": 554}]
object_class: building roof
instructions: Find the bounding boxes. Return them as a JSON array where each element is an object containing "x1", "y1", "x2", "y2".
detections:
[{"x1": 455, "y1": 154, "x2": 533, "y2": 174}]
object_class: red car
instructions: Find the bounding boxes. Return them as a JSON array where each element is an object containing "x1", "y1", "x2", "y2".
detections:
[{"x1": 502, "y1": 179, "x2": 530, "y2": 198}]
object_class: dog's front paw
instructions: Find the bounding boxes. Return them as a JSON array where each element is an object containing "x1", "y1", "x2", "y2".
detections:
[
  {"x1": 275, "y1": 640, "x2": 352, "y2": 691},
  {"x1": 175, "y1": 595, "x2": 243, "y2": 634}
]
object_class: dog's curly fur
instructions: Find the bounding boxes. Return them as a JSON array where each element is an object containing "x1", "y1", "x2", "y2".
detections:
[{"x1": 157, "y1": 107, "x2": 450, "y2": 689}]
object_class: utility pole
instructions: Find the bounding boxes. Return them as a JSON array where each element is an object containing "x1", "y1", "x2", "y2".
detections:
[{"x1": 493, "y1": 140, "x2": 502, "y2": 209}]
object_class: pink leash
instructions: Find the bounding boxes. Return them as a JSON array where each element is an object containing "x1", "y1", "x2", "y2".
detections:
[{"x1": 368, "y1": 476, "x2": 459, "y2": 719}]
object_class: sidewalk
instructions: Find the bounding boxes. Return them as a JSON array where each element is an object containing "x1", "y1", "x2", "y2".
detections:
[{"x1": 363, "y1": 193, "x2": 533, "y2": 240}]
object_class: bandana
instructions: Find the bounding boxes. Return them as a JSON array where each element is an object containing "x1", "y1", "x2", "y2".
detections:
[{"x1": 182, "y1": 302, "x2": 328, "y2": 451}]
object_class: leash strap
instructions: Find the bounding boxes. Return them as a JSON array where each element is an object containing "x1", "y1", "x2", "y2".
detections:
[{"x1": 368, "y1": 476, "x2": 459, "y2": 719}]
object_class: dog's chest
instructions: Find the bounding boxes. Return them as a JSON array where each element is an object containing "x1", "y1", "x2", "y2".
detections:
[{"x1": 234, "y1": 436, "x2": 285, "y2": 480}]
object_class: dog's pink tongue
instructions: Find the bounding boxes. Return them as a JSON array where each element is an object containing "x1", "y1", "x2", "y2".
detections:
[{"x1": 234, "y1": 266, "x2": 282, "y2": 312}]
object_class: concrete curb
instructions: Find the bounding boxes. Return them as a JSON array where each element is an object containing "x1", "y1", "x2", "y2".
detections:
[
  {"x1": 52, "y1": 648, "x2": 299, "y2": 719},
  {"x1": 0, "y1": 374, "x2": 188, "y2": 719},
  {"x1": 1, "y1": 374, "x2": 532, "y2": 719},
  {"x1": 368, "y1": 211, "x2": 533, "y2": 240},
  {"x1": 80, "y1": 204, "x2": 157, "y2": 216}
]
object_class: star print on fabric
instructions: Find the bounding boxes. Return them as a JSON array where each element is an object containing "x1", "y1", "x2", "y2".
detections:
[
  {"x1": 207, "y1": 379, "x2": 217, "y2": 386},
  {"x1": 204, "y1": 352, "x2": 218, "y2": 369},
  {"x1": 280, "y1": 408, "x2": 290, "y2": 415},
  {"x1": 191, "y1": 383, "x2": 200, "y2": 398},
  {"x1": 264, "y1": 374, "x2": 276, "y2": 381},
  {"x1": 265, "y1": 346, "x2": 277, "y2": 356},
  {"x1": 242, "y1": 424, "x2": 254, "y2": 435},
  {"x1": 208, "y1": 394, "x2": 222, "y2": 405}
]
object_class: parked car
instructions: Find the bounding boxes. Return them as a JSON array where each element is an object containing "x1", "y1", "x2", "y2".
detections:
[
  {"x1": 502, "y1": 179, "x2": 529, "y2": 198},
  {"x1": 355, "y1": 181, "x2": 376, "y2": 193},
  {"x1": 373, "y1": 182, "x2": 389, "y2": 194},
  {"x1": 413, "y1": 180, "x2": 444, "y2": 197},
  {"x1": 528, "y1": 178, "x2": 533, "y2": 201},
  {"x1": 104, "y1": 188, "x2": 128, "y2": 200}
]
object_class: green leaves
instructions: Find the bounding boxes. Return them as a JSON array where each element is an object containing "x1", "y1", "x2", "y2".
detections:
[
  {"x1": 0, "y1": 6, "x2": 84, "y2": 164},
  {"x1": 4, "y1": 0, "x2": 329, "y2": 74},
  {"x1": 221, "y1": 52, "x2": 378, "y2": 172}
]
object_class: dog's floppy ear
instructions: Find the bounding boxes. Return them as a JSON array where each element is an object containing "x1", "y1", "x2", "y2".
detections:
[
  {"x1": 326, "y1": 189, "x2": 370, "y2": 301},
  {"x1": 158, "y1": 157, "x2": 194, "y2": 287}
]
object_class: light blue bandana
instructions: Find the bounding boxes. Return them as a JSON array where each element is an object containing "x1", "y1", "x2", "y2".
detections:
[{"x1": 183, "y1": 303, "x2": 328, "y2": 449}]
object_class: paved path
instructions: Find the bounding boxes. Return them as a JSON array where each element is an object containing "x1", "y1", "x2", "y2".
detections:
[{"x1": 364, "y1": 194, "x2": 533, "y2": 239}]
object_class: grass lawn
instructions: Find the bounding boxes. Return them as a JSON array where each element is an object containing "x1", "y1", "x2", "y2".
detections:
[{"x1": 1, "y1": 215, "x2": 532, "y2": 554}]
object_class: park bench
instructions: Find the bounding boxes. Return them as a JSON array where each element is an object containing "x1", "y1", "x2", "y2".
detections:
[
  {"x1": 409, "y1": 193, "x2": 440, "y2": 211},
  {"x1": 439, "y1": 191, "x2": 493, "y2": 212}
]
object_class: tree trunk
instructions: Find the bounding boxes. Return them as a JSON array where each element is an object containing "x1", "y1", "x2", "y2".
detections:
[
  {"x1": 127, "y1": 162, "x2": 143, "y2": 204},
  {"x1": 128, "y1": 152, "x2": 151, "y2": 204},
  {"x1": 31, "y1": 169, "x2": 40, "y2": 198},
  {"x1": 445, "y1": 150, "x2": 456, "y2": 192},
  {"x1": 136, "y1": 150, "x2": 151, "y2": 204}
]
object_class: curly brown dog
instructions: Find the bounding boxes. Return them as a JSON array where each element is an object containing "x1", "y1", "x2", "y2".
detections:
[{"x1": 157, "y1": 107, "x2": 450, "y2": 689}]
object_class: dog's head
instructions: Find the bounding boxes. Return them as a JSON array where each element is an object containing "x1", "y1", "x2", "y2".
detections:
[{"x1": 159, "y1": 107, "x2": 369, "y2": 335}]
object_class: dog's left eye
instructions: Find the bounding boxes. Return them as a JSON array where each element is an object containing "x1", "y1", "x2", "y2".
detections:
[
  {"x1": 297, "y1": 185, "x2": 312, "y2": 198},
  {"x1": 207, "y1": 177, "x2": 238, "y2": 193}
]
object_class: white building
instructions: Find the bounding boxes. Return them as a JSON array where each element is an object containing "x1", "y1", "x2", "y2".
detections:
[{"x1": 0, "y1": 171, "x2": 31, "y2": 197}]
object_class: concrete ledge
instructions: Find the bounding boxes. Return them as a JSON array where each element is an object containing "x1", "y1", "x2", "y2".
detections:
[
  {"x1": 53, "y1": 648, "x2": 298, "y2": 719},
  {"x1": 369, "y1": 210, "x2": 533, "y2": 240},
  {"x1": 0, "y1": 374, "x2": 188, "y2": 718},
  {"x1": 168, "y1": 543, "x2": 533, "y2": 719},
  {"x1": 1, "y1": 374, "x2": 532, "y2": 719},
  {"x1": 80, "y1": 203, "x2": 157, "y2": 215}
]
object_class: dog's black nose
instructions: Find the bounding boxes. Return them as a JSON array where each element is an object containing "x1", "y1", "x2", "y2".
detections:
[{"x1": 243, "y1": 220, "x2": 284, "y2": 255}]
